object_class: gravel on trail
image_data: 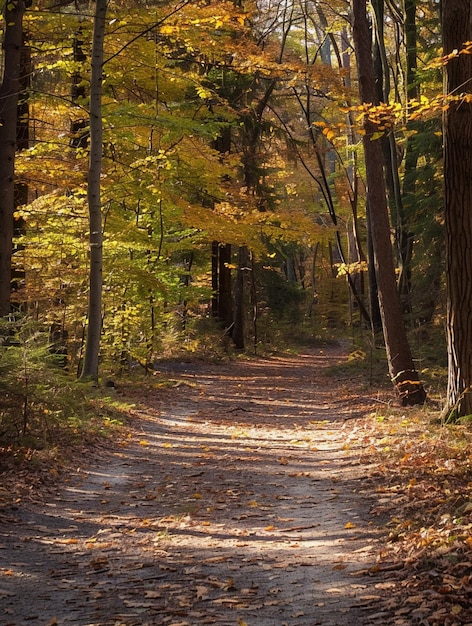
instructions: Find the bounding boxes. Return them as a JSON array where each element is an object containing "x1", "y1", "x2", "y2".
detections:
[{"x1": 1, "y1": 347, "x2": 391, "y2": 626}]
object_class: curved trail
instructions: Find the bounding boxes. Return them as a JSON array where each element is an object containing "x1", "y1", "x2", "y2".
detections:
[{"x1": 1, "y1": 348, "x2": 386, "y2": 625}]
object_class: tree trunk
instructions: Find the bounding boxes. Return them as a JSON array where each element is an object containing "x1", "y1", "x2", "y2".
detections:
[
  {"x1": 70, "y1": 26, "x2": 88, "y2": 149},
  {"x1": 211, "y1": 124, "x2": 233, "y2": 329},
  {"x1": 12, "y1": 22, "x2": 31, "y2": 308},
  {"x1": 372, "y1": 0, "x2": 413, "y2": 314},
  {"x1": 352, "y1": 0, "x2": 426, "y2": 405},
  {"x1": 218, "y1": 243, "x2": 233, "y2": 328},
  {"x1": 80, "y1": 0, "x2": 107, "y2": 381},
  {"x1": 366, "y1": 200, "x2": 383, "y2": 335},
  {"x1": 400, "y1": 0, "x2": 419, "y2": 313},
  {"x1": 0, "y1": 0, "x2": 27, "y2": 316},
  {"x1": 232, "y1": 246, "x2": 247, "y2": 350},
  {"x1": 211, "y1": 241, "x2": 219, "y2": 318},
  {"x1": 442, "y1": 0, "x2": 472, "y2": 418}
]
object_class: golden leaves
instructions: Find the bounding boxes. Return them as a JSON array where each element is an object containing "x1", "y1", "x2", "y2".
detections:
[
  {"x1": 335, "y1": 260, "x2": 369, "y2": 277},
  {"x1": 424, "y1": 40, "x2": 472, "y2": 69}
]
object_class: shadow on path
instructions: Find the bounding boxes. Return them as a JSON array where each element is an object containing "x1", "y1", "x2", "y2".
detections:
[{"x1": 0, "y1": 347, "x2": 387, "y2": 626}]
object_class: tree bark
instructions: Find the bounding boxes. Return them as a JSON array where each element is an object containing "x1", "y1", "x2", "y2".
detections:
[
  {"x1": 232, "y1": 246, "x2": 247, "y2": 350},
  {"x1": 218, "y1": 243, "x2": 233, "y2": 328},
  {"x1": 80, "y1": 0, "x2": 107, "y2": 381},
  {"x1": 442, "y1": 0, "x2": 472, "y2": 417},
  {"x1": 211, "y1": 241, "x2": 219, "y2": 318},
  {"x1": 0, "y1": 0, "x2": 27, "y2": 316},
  {"x1": 11, "y1": 21, "x2": 31, "y2": 308},
  {"x1": 352, "y1": 0, "x2": 426, "y2": 405},
  {"x1": 70, "y1": 26, "x2": 88, "y2": 149},
  {"x1": 372, "y1": 0, "x2": 413, "y2": 314}
]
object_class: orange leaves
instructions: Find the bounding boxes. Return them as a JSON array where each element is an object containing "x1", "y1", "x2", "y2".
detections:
[
  {"x1": 315, "y1": 90, "x2": 470, "y2": 144},
  {"x1": 359, "y1": 408, "x2": 472, "y2": 621},
  {"x1": 351, "y1": 101, "x2": 403, "y2": 130},
  {"x1": 425, "y1": 40, "x2": 472, "y2": 69},
  {"x1": 313, "y1": 120, "x2": 347, "y2": 143}
]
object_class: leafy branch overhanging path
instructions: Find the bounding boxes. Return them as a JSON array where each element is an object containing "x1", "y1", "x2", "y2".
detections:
[{"x1": 1, "y1": 347, "x2": 391, "y2": 625}]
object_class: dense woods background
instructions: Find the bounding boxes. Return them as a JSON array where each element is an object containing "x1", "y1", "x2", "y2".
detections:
[{"x1": 1, "y1": 0, "x2": 472, "y2": 443}]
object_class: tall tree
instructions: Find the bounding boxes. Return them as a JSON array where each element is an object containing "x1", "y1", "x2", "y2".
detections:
[
  {"x1": 0, "y1": 0, "x2": 29, "y2": 316},
  {"x1": 442, "y1": 0, "x2": 472, "y2": 418},
  {"x1": 11, "y1": 17, "x2": 31, "y2": 307},
  {"x1": 352, "y1": 0, "x2": 426, "y2": 405},
  {"x1": 80, "y1": 0, "x2": 107, "y2": 380},
  {"x1": 372, "y1": 0, "x2": 411, "y2": 311}
]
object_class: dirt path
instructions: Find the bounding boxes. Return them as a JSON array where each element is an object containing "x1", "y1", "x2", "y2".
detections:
[{"x1": 1, "y1": 347, "x2": 388, "y2": 626}]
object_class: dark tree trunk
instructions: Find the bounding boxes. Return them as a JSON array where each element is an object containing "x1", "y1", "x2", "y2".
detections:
[
  {"x1": 210, "y1": 125, "x2": 233, "y2": 329},
  {"x1": 0, "y1": 0, "x2": 27, "y2": 316},
  {"x1": 366, "y1": 200, "x2": 383, "y2": 335},
  {"x1": 11, "y1": 23, "x2": 31, "y2": 308},
  {"x1": 211, "y1": 241, "x2": 219, "y2": 317},
  {"x1": 80, "y1": 0, "x2": 107, "y2": 381},
  {"x1": 70, "y1": 26, "x2": 88, "y2": 149},
  {"x1": 232, "y1": 246, "x2": 247, "y2": 350},
  {"x1": 372, "y1": 0, "x2": 413, "y2": 315},
  {"x1": 402, "y1": 0, "x2": 420, "y2": 197},
  {"x1": 210, "y1": 241, "x2": 233, "y2": 328},
  {"x1": 442, "y1": 0, "x2": 472, "y2": 417},
  {"x1": 352, "y1": 0, "x2": 426, "y2": 405},
  {"x1": 218, "y1": 243, "x2": 233, "y2": 328}
]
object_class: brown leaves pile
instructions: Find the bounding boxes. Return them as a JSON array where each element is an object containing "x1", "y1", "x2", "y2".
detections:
[{"x1": 355, "y1": 411, "x2": 472, "y2": 625}]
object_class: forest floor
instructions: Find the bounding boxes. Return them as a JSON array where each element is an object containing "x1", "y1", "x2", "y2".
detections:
[{"x1": 1, "y1": 343, "x2": 472, "y2": 625}]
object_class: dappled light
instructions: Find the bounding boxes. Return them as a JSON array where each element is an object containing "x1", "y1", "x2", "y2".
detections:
[
  {"x1": 2, "y1": 347, "x2": 472, "y2": 624},
  {"x1": 1, "y1": 348, "x2": 387, "y2": 625}
]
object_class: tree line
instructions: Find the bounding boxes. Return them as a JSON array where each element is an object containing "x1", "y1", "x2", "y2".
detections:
[{"x1": 0, "y1": 0, "x2": 471, "y2": 420}]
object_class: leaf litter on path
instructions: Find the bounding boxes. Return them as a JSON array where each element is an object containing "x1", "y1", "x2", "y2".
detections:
[{"x1": 1, "y1": 347, "x2": 402, "y2": 625}]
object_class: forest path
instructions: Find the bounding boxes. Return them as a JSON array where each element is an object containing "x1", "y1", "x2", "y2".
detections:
[{"x1": 1, "y1": 346, "x2": 389, "y2": 626}]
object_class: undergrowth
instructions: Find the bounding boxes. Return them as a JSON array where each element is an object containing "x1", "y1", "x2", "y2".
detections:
[
  {"x1": 325, "y1": 324, "x2": 448, "y2": 403},
  {"x1": 0, "y1": 318, "x2": 132, "y2": 474}
]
